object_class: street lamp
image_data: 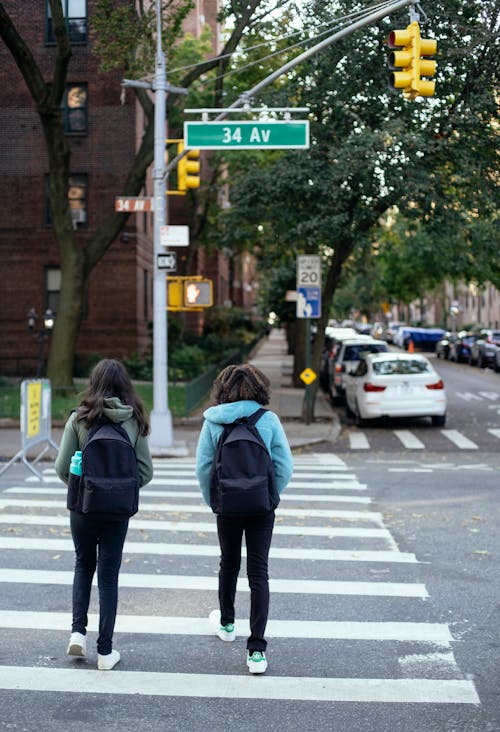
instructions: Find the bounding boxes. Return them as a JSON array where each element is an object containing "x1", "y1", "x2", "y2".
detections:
[{"x1": 27, "y1": 308, "x2": 55, "y2": 377}]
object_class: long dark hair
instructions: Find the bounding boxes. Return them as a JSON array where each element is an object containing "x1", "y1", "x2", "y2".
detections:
[
  {"x1": 76, "y1": 359, "x2": 150, "y2": 436},
  {"x1": 211, "y1": 363, "x2": 271, "y2": 405}
]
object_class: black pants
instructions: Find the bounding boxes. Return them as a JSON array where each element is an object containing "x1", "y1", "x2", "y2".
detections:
[
  {"x1": 216, "y1": 510, "x2": 275, "y2": 653},
  {"x1": 70, "y1": 511, "x2": 129, "y2": 655}
]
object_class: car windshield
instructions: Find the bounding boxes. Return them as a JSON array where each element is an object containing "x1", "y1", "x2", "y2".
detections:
[
  {"x1": 344, "y1": 344, "x2": 387, "y2": 360},
  {"x1": 372, "y1": 359, "x2": 431, "y2": 375}
]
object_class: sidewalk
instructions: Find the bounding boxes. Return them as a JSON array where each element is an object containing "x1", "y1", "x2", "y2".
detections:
[{"x1": 0, "y1": 329, "x2": 339, "y2": 461}]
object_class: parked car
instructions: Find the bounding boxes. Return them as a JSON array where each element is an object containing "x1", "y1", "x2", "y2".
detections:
[
  {"x1": 319, "y1": 327, "x2": 357, "y2": 391},
  {"x1": 435, "y1": 332, "x2": 455, "y2": 359},
  {"x1": 329, "y1": 338, "x2": 389, "y2": 400},
  {"x1": 383, "y1": 322, "x2": 406, "y2": 344},
  {"x1": 344, "y1": 352, "x2": 447, "y2": 427},
  {"x1": 468, "y1": 330, "x2": 500, "y2": 368},
  {"x1": 448, "y1": 332, "x2": 477, "y2": 363}
]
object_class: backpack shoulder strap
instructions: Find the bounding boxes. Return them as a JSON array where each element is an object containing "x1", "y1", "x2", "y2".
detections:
[{"x1": 246, "y1": 408, "x2": 268, "y2": 426}]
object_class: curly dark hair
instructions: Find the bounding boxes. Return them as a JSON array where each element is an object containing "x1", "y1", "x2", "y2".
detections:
[
  {"x1": 76, "y1": 358, "x2": 150, "y2": 436},
  {"x1": 211, "y1": 364, "x2": 271, "y2": 405}
]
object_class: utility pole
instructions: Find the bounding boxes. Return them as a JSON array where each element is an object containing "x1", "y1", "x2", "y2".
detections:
[{"x1": 123, "y1": 0, "x2": 187, "y2": 451}]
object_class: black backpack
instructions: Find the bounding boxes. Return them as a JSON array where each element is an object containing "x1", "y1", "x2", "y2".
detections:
[
  {"x1": 209, "y1": 408, "x2": 280, "y2": 517},
  {"x1": 67, "y1": 418, "x2": 139, "y2": 517}
]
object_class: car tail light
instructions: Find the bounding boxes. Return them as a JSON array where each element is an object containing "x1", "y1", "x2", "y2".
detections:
[
  {"x1": 363, "y1": 382, "x2": 386, "y2": 392},
  {"x1": 335, "y1": 364, "x2": 342, "y2": 373},
  {"x1": 426, "y1": 380, "x2": 444, "y2": 390}
]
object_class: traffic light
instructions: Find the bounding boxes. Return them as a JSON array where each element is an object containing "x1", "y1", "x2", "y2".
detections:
[
  {"x1": 387, "y1": 21, "x2": 437, "y2": 99},
  {"x1": 177, "y1": 141, "x2": 200, "y2": 192},
  {"x1": 183, "y1": 279, "x2": 212, "y2": 307}
]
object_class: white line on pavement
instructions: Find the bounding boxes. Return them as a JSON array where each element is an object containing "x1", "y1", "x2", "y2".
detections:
[
  {"x1": 3, "y1": 487, "x2": 371, "y2": 504},
  {"x1": 0, "y1": 610, "x2": 451, "y2": 642},
  {"x1": 0, "y1": 536, "x2": 416, "y2": 563},
  {"x1": 487, "y1": 428, "x2": 500, "y2": 440},
  {"x1": 393, "y1": 431, "x2": 425, "y2": 450},
  {"x1": 0, "y1": 666, "x2": 479, "y2": 704},
  {"x1": 0, "y1": 568, "x2": 428, "y2": 597},
  {"x1": 0, "y1": 499, "x2": 382, "y2": 522},
  {"x1": 0, "y1": 514, "x2": 391, "y2": 539},
  {"x1": 440, "y1": 430, "x2": 478, "y2": 450},
  {"x1": 349, "y1": 433, "x2": 370, "y2": 450}
]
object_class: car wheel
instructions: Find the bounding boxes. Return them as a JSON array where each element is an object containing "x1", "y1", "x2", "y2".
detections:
[
  {"x1": 355, "y1": 404, "x2": 365, "y2": 428},
  {"x1": 436, "y1": 351, "x2": 440, "y2": 359},
  {"x1": 431, "y1": 414, "x2": 446, "y2": 427},
  {"x1": 345, "y1": 400, "x2": 354, "y2": 419}
]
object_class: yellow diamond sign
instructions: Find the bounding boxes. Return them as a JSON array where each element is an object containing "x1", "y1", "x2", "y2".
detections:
[{"x1": 300, "y1": 368, "x2": 317, "y2": 385}]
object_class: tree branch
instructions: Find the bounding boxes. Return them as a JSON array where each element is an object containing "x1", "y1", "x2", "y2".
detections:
[
  {"x1": 0, "y1": 2, "x2": 48, "y2": 103},
  {"x1": 48, "y1": 0, "x2": 72, "y2": 106}
]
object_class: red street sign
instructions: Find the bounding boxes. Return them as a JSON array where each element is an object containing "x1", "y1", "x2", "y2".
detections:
[{"x1": 115, "y1": 197, "x2": 154, "y2": 212}]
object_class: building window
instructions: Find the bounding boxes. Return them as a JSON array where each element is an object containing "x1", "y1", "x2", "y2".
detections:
[
  {"x1": 45, "y1": 267, "x2": 61, "y2": 314},
  {"x1": 68, "y1": 174, "x2": 88, "y2": 229},
  {"x1": 45, "y1": 173, "x2": 88, "y2": 229},
  {"x1": 63, "y1": 84, "x2": 87, "y2": 134},
  {"x1": 46, "y1": 0, "x2": 87, "y2": 45}
]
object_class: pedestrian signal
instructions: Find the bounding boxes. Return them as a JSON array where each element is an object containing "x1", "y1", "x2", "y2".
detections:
[{"x1": 184, "y1": 279, "x2": 212, "y2": 307}]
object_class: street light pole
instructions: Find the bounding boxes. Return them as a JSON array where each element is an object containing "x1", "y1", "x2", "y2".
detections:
[{"x1": 148, "y1": 0, "x2": 173, "y2": 449}]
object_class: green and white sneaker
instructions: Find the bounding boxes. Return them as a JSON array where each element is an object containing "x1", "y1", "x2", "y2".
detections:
[
  {"x1": 208, "y1": 609, "x2": 236, "y2": 642},
  {"x1": 247, "y1": 651, "x2": 268, "y2": 674}
]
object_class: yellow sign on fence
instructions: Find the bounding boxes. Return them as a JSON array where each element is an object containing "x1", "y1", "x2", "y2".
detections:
[{"x1": 26, "y1": 381, "x2": 42, "y2": 438}]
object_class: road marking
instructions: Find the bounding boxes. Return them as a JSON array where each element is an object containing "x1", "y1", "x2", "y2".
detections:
[
  {"x1": 478, "y1": 392, "x2": 499, "y2": 400},
  {"x1": 0, "y1": 514, "x2": 391, "y2": 539},
  {"x1": 0, "y1": 611, "x2": 450, "y2": 642},
  {"x1": 21, "y1": 479, "x2": 369, "y2": 492},
  {"x1": 349, "y1": 433, "x2": 370, "y2": 449},
  {"x1": 0, "y1": 499, "x2": 382, "y2": 522},
  {"x1": 487, "y1": 428, "x2": 500, "y2": 440},
  {"x1": 0, "y1": 568, "x2": 428, "y2": 597},
  {"x1": 393, "y1": 431, "x2": 425, "y2": 449},
  {"x1": 0, "y1": 537, "x2": 415, "y2": 563},
  {"x1": 388, "y1": 468, "x2": 433, "y2": 473},
  {"x1": 3, "y1": 487, "x2": 371, "y2": 504},
  {"x1": 455, "y1": 392, "x2": 482, "y2": 402},
  {"x1": 0, "y1": 666, "x2": 479, "y2": 703},
  {"x1": 440, "y1": 430, "x2": 478, "y2": 450}
]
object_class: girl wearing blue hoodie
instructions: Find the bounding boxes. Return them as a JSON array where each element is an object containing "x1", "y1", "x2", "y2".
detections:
[{"x1": 195, "y1": 363, "x2": 293, "y2": 674}]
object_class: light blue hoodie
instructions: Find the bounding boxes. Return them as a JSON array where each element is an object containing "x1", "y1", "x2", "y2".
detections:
[{"x1": 195, "y1": 399, "x2": 294, "y2": 506}]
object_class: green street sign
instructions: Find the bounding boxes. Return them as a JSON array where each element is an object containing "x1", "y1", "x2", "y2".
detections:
[{"x1": 183, "y1": 120, "x2": 310, "y2": 150}]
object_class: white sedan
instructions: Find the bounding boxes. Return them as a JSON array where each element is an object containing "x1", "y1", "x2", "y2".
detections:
[{"x1": 344, "y1": 353, "x2": 447, "y2": 427}]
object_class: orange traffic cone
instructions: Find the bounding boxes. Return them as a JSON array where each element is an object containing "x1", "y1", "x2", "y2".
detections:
[{"x1": 408, "y1": 340, "x2": 415, "y2": 353}]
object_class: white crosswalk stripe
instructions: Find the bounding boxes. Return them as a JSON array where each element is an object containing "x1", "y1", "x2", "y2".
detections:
[
  {"x1": 0, "y1": 454, "x2": 479, "y2": 710},
  {"x1": 345, "y1": 428, "x2": 486, "y2": 451}
]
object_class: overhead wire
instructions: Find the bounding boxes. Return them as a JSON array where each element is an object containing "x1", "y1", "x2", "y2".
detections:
[{"x1": 168, "y1": 0, "x2": 399, "y2": 78}]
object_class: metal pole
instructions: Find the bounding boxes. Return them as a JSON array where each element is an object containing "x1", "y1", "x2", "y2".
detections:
[
  {"x1": 305, "y1": 319, "x2": 312, "y2": 425},
  {"x1": 149, "y1": 0, "x2": 173, "y2": 449}
]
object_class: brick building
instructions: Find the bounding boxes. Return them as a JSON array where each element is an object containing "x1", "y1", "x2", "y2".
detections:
[{"x1": 0, "y1": 0, "x2": 245, "y2": 377}]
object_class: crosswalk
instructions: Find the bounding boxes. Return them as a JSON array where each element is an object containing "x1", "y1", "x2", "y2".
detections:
[
  {"x1": 0, "y1": 455, "x2": 480, "y2": 717},
  {"x1": 342, "y1": 426, "x2": 500, "y2": 451}
]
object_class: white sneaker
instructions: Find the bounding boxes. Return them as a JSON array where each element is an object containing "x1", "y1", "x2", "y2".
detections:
[
  {"x1": 97, "y1": 649, "x2": 121, "y2": 670},
  {"x1": 67, "y1": 632, "x2": 86, "y2": 657},
  {"x1": 208, "y1": 609, "x2": 236, "y2": 642},
  {"x1": 247, "y1": 651, "x2": 267, "y2": 674}
]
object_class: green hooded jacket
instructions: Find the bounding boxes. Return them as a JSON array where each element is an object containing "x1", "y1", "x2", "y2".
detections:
[{"x1": 55, "y1": 396, "x2": 154, "y2": 488}]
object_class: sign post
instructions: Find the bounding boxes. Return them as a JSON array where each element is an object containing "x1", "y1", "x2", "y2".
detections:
[{"x1": 296, "y1": 255, "x2": 322, "y2": 424}]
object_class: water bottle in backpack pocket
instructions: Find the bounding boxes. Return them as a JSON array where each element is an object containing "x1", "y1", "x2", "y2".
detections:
[{"x1": 66, "y1": 450, "x2": 83, "y2": 511}]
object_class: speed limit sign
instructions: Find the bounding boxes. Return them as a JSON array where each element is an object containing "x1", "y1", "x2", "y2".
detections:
[
  {"x1": 296, "y1": 255, "x2": 321, "y2": 318},
  {"x1": 297, "y1": 255, "x2": 321, "y2": 286}
]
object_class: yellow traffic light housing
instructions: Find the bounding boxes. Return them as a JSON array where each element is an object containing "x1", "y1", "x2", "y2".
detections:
[
  {"x1": 177, "y1": 141, "x2": 200, "y2": 192},
  {"x1": 387, "y1": 22, "x2": 437, "y2": 99}
]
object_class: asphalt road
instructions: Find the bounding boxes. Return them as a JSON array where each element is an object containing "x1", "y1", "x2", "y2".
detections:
[{"x1": 0, "y1": 356, "x2": 498, "y2": 731}]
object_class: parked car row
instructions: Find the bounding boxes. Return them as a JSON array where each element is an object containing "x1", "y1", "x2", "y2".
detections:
[{"x1": 436, "y1": 329, "x2": 500, "y2": 369}]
